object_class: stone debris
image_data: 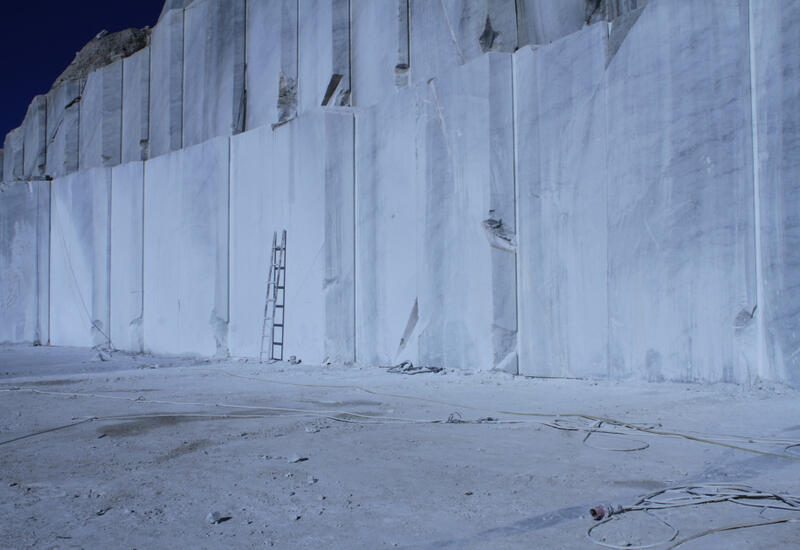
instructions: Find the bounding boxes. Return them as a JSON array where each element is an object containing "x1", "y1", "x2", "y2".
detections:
[
  {"x1": 205, "y1": 511, "x2": 232, "y2": 524},
  {"x1": 382, "y1": 361, "x2": 443, "y2": 375}
]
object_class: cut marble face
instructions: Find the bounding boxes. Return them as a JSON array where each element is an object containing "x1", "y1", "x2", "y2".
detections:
[
  {"x1": 751, "y1": 2, "x2": 800, "y2": 387},
  {"x1": 355, "y1": 52, "x2": 517, "y2": 372},
  {"x1": 122, "y1": 48, "x2": 151, "y2": 163},
  {"x1": 515, "y1": 1, "x2": 757, "y2": 383},
  {"x1": 23, "y1": 95, "x2": 48, "y2": 178},
  {"x1": 142, "y1": 137, "x2": 229, "y2": 356},
  {"x1": 148, "y1": 8, "x2": 184, "y2": 158},
  {"x1": 515, "y1": 24, "x2": 610, "y2": 380},
  {"x1": 297, "y1": 0, "x2": 351, "y2": 114},
  {"x1": 46, "y1": 79, "x2": 83, "y2": 178},
  {"x1": 79, "y1": 60, "x2": 123, "y2": 170},
  {"x1": 182, "y1": 0, "x2": 246, "y2": 147},
  {"x1": 0, "y1": 181, "x2": 49, "y2": 344},
  {"x1": 229, "y1": 112, "x2": 354, "y2": 364},
  {"x1": 110, "y1": 161, "x2": 145, "y2": 352},
  {"x1": 50, "y1": 168, "x2": 111, "y2": 348}
]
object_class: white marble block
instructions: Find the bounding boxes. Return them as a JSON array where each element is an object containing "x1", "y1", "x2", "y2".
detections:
[
  {"x1": 80, "y1": 61, "x2": 123, "y2": 170},
  {"x1": 298, "y1": 0, "x2": 350, "y2": 113},
  {"x1": 245, "y1": 0, "x2": 281, "y2": 129},
  {"x1": 419, "y1": 53, "x2": 517, "y2": 371},
  {"x1": 23, "y1": 95, "x2": 48, "y2": 178},
  {"x1": 46, "y1": 79, "x2": 83, "y2": 178},
  {"x1": 515, "y1": 1, "x2": 757, "y2": 384},
  {"x1": 182, "y1": 0, "x2": 246, "y2": 146},
  {"x1": 149, "y1": 8, "x2": 184, "y2": 157},
  {"x1": 351, "y1": 0, "x2": 409, "y2": 109},
  {"x1": 515, "y1": 24, "x2": 609, "y2": 379},
  {"x1": 50, "y1": 169, "x2": 111, "y2": 348},
  {"x1": 110, "y1": 162, "x2": 144, "y2": 352},
  {"x1": 2, "y1": 127, "x2": 24, "y2": 181},
  {"x1": 409, "y1": 0, "x2": 516, "y2": 86},
  {"x1": 245, "y1": 0, "x2": 300, "y2": 128},
  {"x1": 752, "y1": 2, "x2": 800, "y2": 386},
  {"x1": 122, "y1": 48, "x2": 151, "y2": 163},
  {"x1": 143, "y1": 137, "x2": 229, "y2": 356},
  {"x1": 229, "y1": 112, "x2": 355, "y2": 363},
  {"x1": 355, "y1": 82, "x2": 422, "y2": 367},
  {"x1": 356, "y1": 52, "x2": 516, "y2": 371},
  {"x1": 0, "y1": 181, "x2": 49, "y2": 344},
  {"x1": 605, "y1": 0, "x2": 755, "y2": 383}
]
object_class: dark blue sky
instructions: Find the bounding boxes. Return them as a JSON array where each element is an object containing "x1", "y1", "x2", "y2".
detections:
[{"x1": 1, "y1": 0, "x2": 165, "y2": 140}]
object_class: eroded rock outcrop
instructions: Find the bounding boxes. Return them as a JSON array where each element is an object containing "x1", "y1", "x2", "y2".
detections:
[{"x1": 52, "y1": 27, "x2": 150, "y2": 91}]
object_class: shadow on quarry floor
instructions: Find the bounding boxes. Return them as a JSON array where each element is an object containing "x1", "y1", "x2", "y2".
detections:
[
  {"x1": 98, "y1": 414, "x2": 216, "y2": 438},
  {"x1": 22, "y1": 378, "x2": 86, "y2": 386},
  {"x1": 1, "y1": 345, "x2": 799, "y2": 549},
  {"x1": 401, "y1": 505, "x2": 587, "y2": 550}
]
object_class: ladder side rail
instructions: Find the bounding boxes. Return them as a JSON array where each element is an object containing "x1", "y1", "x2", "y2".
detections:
[
  {"x1": 280, "y1": 230, "x2": 287, "y2": 361},
  {"x1": 271, "y1": 230, "x2": 287, "y2": 361},
  {"x1": 260, "y1": 231, "x2": 279, "y2": 362}
]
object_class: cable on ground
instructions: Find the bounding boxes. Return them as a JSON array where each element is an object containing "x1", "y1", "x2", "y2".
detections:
[
  {"x1": 587, "y1": 484, "x2": 800, "y2": 549},
  {"x1": 0, "y1": 388, "x2": 528, "y2": 447},
  {"x1": 666, "y1": 517, "x2": 799, "y2": 549},
  {"x1": 587, "y1": 512, "x2": 678, "y2": 549},
  {"x1": 204, "y1": 368, "x2": 800, "y2": 461}
]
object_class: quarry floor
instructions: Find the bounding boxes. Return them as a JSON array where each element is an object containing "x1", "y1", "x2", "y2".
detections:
[{"x1": 1, "y1": 346, "x2": 799, "y2": 549}]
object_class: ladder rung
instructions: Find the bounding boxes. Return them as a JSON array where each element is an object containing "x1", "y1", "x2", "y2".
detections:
[{"x1": 274, "y1": 323, "x2": 284, "y2": 328}]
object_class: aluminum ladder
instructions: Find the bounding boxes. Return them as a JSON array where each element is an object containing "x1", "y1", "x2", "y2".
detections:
[{"x1": 260, "y1": 230, "x2": 287, "y2": 362}]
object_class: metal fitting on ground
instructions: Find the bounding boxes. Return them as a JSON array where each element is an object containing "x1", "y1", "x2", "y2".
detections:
[{"x1": 589, "y1": 504, "x2": 623, "y2": 521}]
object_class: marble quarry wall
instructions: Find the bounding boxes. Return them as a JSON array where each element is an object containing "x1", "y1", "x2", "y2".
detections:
[{"x1": 1, "y1": 0, "x2": 799, "y2": 387}]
